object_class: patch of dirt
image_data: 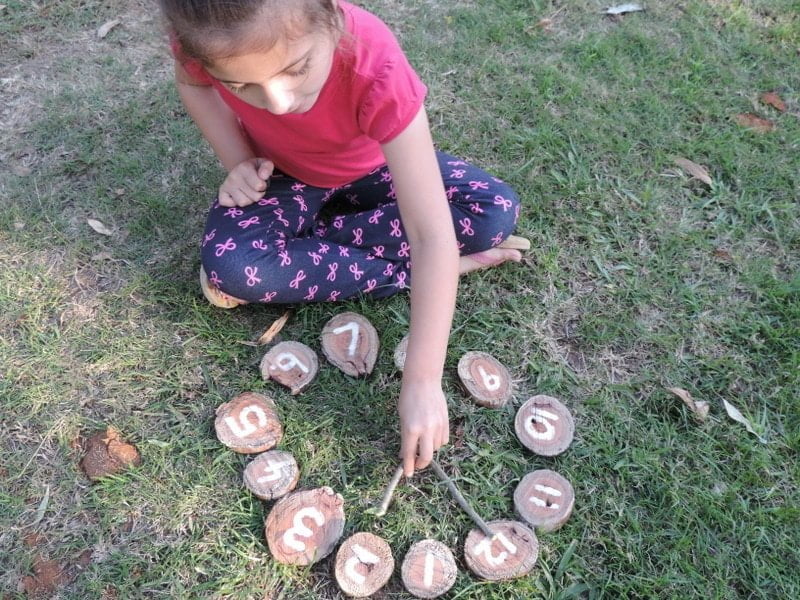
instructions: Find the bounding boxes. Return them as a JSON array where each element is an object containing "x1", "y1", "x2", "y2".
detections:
[
  {"x1": 19, "y1": 557, "x2": 71, "y2": 598},
  {"x1": 79, "y1": 426, "x2": 142, "y2": 481}
]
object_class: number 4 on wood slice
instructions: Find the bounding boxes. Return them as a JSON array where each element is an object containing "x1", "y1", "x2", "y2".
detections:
[
  {"x1": 243, "y1": 450, "x2": 300, "y2": 501},
  {"x1": 260, "y1": 341, "x2": 318, "y2": 395},
  {"x1": 401, "y1": 539, "x2": 458, "y2": 598},
  {"x1": 464, "y1": 520, "x2": 538, "y2": 581},
  {"x1": 457, "y1": 351, "x2": 513, "y2": 408},
  {"x1": 514, "y1": 394, "x2": 575, "y2": 456},
  {"x1": 214, "y1": 392, "x2": 283, "y2": 454},
  {"x1": 264, "y1": 487, "x2": 345, "y2": 565},
  {"x1": 334, "y1": 532, "x2": 394, "y2": 598},
  {"x1": 321, "y1": 312, "x2": 379, "y2": 377}
]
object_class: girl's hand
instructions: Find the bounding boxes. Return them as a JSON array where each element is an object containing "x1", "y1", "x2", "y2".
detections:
[
  {"x1": 398, "y1": 379, "x2": 450, "y2": 476},
  {"x1": 218, "y1": 158, "x2": 274, "y2": 207}
]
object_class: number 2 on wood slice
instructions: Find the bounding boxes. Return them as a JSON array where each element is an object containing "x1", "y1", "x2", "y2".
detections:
[{"x1": 344, "y1": 544, "x2": 380, "y2": 585}]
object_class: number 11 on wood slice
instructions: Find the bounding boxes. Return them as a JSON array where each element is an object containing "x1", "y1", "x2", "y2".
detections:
[
  {"x1": 334, "y1": 532, "x2": 394, "y2": 597},
  {"x1": 321, "y1": 312, "x2": 379, "y2": 377},
  {"x1": 214, "y1": 392, "x2": 283, "y2": 454}
]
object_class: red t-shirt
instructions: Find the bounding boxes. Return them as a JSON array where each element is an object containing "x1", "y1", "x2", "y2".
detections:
[{"x1": 174, "y1": 1, "x2": 427, "y2": 188}]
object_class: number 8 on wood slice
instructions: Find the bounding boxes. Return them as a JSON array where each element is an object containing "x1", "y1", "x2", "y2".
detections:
[{"x1": 214, "y1": 392, "x2": 283, "y2": 454}]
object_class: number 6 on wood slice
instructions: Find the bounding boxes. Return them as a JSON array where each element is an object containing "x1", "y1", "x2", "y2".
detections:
[
  {"x1": 214, "y1": 392, "x2": 283, "y2": 454},
  {"x1": 321, "y1": 312, "x2": 379, "y2": 377}
]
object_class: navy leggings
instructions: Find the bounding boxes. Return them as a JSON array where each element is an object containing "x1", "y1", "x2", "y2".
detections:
[{"x1": 200, "y1": 151, "x2": 520, "y2": 303}]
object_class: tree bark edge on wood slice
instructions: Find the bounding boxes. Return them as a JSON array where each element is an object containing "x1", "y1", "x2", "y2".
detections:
[
  {"x1": 401, "y1": 539, "x2": 458, "y2": 598},
  {"x1": 463, "y1": 519, "x2": 538, "y2": 581},
  {"x1": 264, "y1": 487, "x2": 345, "y2": 565},
  {"x1": 320, "y1": 312, "x2": 379, "y2": 377},
  {"x1": 514, "y1": 394, "x2": 575, "y2": 456},
  {"x1": 214, "y1": 392, "x2": 283, "y2": 454},
  {"x1": 334, "y1": 532, "x2": 394, "y2": 597},
  {"x1": 513, "y1": 469, "x2": 575, "y2": 533},
  {"x1": 457, "y1": 351, "x2": 513, "y2": 408},
  {"x1": 394, "y1": 334, "x2": 409, "y2": 371},
  {"x1": 260, "y1": 341, "x2": 319, "y2": 395},
  {"x1": 243, "y1": 450, "x2": 300, "y2": 501}
]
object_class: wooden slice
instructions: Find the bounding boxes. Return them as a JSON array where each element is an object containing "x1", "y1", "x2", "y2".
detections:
[
  {"x1": 457, "y1": 351, "x2": 513, "y2": 408},
  {"x1": 514, "y1": 469, "x2": 574, "y2": 533},
  {"x1": 334, "y1": 532, "x2": 394, "y2": 597},
  {"x1": 321, "y1": 312, "x2": 379, "y2": 377},
  {"x1": 260, "y1": 341, "x2": 318, "y2": 395},
  {"x1": 401, "y1": 539, "x2": 457, "y2": 599},
  {"x1": 514, "y1": 395, "x2": 575, "y2": 456},
  {"x1": 264, "y1": 487, "x2": 345, "y2": 566},
  {"x1": 463, "y1": 520, "x2": 538, "y2": 581},
  {"x1": 243, "y1": 450, "x2": 300, "y2": 501},
  {"x1": 394, "y1": 334, "x2": 409, "y2": 371},
  {"x1": 215, "y1": 392, "x2": 282, "y2": 454}
]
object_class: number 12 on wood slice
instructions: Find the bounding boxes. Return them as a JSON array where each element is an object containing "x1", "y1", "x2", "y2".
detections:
[
  {"x1": 321, "y1": 312, "x2": 379, "y2": 377},
  {"x1": 214, "y1": 392, "x2": 283, "y2": 454},
  {"x1": 334, "y1": 532, "x2": 394, "y2": 597},
  {"x1": 464, "y1": 520, "x2": 538, "y2": 581},
  {"x1": 265, "y1": 487, "x2": 345, "y2": 566}
]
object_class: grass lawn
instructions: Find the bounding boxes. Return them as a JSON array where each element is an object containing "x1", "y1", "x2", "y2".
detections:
[{"x1": 1, "y1": 0, "x2": 798, "y2": 598}]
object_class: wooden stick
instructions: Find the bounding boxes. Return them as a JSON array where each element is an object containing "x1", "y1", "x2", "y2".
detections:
[
  {"x1": 369, "y1": 465, "x2": 404, "y2": 517},
  {"x1": 430, "y1": 459, "x2": 496, "y2": 538}
]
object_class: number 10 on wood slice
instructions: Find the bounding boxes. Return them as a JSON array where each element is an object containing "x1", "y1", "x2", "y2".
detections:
[
  {"x1": 334, "y1": 532, "x2": 394, "y2": 597},
  {"x1": 265, "y1": 487, "x2": 345, "y2": 566},
  {"x1": 514, "y1": 395, "x2": 575, "y2": 456},
  {"x1": 321, "y1": 312, "x2": 379, "y2": 377},
  {"x1": 214, "y1": 392, "x2": 283, "y2": 454}
]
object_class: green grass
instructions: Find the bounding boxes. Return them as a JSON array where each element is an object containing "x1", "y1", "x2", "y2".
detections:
[{"x1": 1, "y1": 0, "x2": 799, "y2": 598}]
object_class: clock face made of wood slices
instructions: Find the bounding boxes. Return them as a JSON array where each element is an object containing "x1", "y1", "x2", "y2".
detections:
[{"x1": 214, "y1": 392, "x2": 283, "y2": 454}]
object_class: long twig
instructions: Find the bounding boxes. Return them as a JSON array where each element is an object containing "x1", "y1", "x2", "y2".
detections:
[
  {"x1": 430, "y1": 459, "x2": 496, "y2": 538},
  {"x1": 368, "y1": 465, "x2": 404, "y2": 517}
]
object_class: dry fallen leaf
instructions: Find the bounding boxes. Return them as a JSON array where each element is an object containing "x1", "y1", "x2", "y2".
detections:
[
  {"x1": 712, "y1": 248, "x2": 733, "y2": 262},
  {"x1": 256, "y1": 310, "x2": 292, "y2": 345},
  {"x1": 672, "y1": 157, "x2": 713, "y2": 186},
  {"x1": 603, "y1": 3, "x2": 644, "y2": 15},
  {"x1": 536, "y1": 18, "x2": 554, "y2": 32},
  {"x1": 735, "y1": 113, "x2": 776, "y2": 133},
  {"x1": 759, "y1": 91, "x2": 786, "y2": 112},
  {"x1": 722, "y1": 399, "x2": 766, "y2": 443},
  {"x1": 87, "y1": 218, "x2": 113, "y2": 236},
  {"x1": 97, "y1": 19, "x2": 121, "y2": 39},
  {"x1": 667, "y1": 387, "x2": 710, "y2": 421}
]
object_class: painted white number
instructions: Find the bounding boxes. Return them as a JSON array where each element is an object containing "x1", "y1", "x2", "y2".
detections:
[
  {"x1": 283, "y1": 507, "x2": 325, "y2": 552},
  {"x1": 271, "y1": 352, "x2": 310, "y2": 373},
  {"x1": 344, "y1": 544, "x2": 380, "y2": 585},
  {"x1": 477, "y1": 365, "x2": 501, "y2": 392},
  {"x1": 530, "y1": 483, "x2": 562, "y2": 510},
  {"x1": 472, "y1": 532, "x2": 517, "y2": 567},
  {"x1": 525, "y1": 408, "x2": 560, "y2": 441},
  {"x1": 423, "y1": 551, "x2": 443, "y2": 588},
  {"x1": 224, "y1": 405, "x2": 267, "y2": 437},
  {"x1": 332, "y1": 322, "x2": 360, "y2": 356},
  {"x1": 256, "y1": 459, "x2": 290, "y2": 484}
]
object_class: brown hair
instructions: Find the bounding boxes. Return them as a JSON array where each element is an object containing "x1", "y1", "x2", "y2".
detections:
[{"x1": 159, "y1": 0, "x2": 342, "y2": 66}]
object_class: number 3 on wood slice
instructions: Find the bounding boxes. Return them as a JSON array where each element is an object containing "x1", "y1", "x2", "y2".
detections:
[
  {"x1": 321, "y1": 312, "x2": 379, "y2": 377},
  {"x1": 214, "y1": 392, "x2": 283, "y2": 454}
]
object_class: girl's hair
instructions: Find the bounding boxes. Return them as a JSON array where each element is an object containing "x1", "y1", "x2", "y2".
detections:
[{"x1": 159, "y1": 0, "x2": 342, "y2": 66}]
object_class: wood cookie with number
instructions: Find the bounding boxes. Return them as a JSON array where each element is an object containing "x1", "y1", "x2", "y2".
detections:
[
  {"x1": 321, "y1": 312, "x2": 379, "y2": 377},
  {"x1": 514, "y1": 469, "x2": 574, "y2": 533},
  {"x1": 464, "y1": 520, "x2": 538, "y2": 581},
  {"x1": 264, "y1": 487, "x2": 345, "y2": 565},
  {"x1": 243, "y1": 450, "x2": 300, "y2": 501},
  {"x1": 215, "y1": 392, "x2": 282, "y2": 454},
  {"x1": 334, "y1": 532, "x2": 394, "y2": 597},
  {"x1": 260, "y1": 341, "x2": 318, "y2": 394},
  {"x1": 457, "y1": 351, "x2": 513, "y2": 408},
  {"x1": 514, "y1": 395, "x2": 575, "y2": 456},
  {"x1": 401, "y1": 539, "x2": 458, "y2": 598}
]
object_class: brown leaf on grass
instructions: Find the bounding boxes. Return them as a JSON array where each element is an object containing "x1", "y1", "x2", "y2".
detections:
[
  {"x1": 672, "y1": 157, "x2": 713, "y2": 186},
  {"x1": 722, "y1": 399, "x2": 767, "y2": 443},
  {"x1": 79, "y1": 426, "x2": 141, "y2": 481},
  {"x1": 255, "y1": 310, "x2": 292, "y2": 345},
  {"x1": 735, "y1": 113, "x2": 775, "y2": 133},
  {"x1": 759, "y1": 91, "x2": 786, "y2": 112},
  {"x1": 536, "y1": 18, "x2": 554, "y2": 32},
  {"x1": 713, "y1": 248, "x2": 733, "y2": 262},
  {"x1": 667, "y1": 387, "x2": 710, "y2": 421},
  {"x1": 87, "y1": 218, "x2": 113, "y2": 236},
  {"x1": 97, "y1": 19, "x2": 121, "y2": 39}
]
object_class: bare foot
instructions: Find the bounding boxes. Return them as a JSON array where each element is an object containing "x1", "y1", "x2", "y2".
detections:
[{"x1": 459, "y1": 248, "x2": 522, "y2": 275}]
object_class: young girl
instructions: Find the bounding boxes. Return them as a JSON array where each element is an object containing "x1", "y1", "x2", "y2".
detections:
[{"x1": 160, "y1": 0, "x2": 525, "y2": 477}]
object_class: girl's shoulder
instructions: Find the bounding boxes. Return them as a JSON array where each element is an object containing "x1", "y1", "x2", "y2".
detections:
[{"x1": 339, "y1": 1, "x2": 410, "y2": 78}]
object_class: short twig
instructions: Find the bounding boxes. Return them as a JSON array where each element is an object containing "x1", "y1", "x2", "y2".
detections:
[
  {"x1": 430, "y1": 459, "x2": 496, "y2": 539},
  {"x1": 369, "y1": 465, "x2": 404, "y2": 517}
]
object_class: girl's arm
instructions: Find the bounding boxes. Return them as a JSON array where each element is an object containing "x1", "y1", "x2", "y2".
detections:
[
  {"x1": 381, "y1": 106, "x2": 460, "y2": 477},
  {"x1": 173, "y1": 61, "x2": 273, "y2": 206}
]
